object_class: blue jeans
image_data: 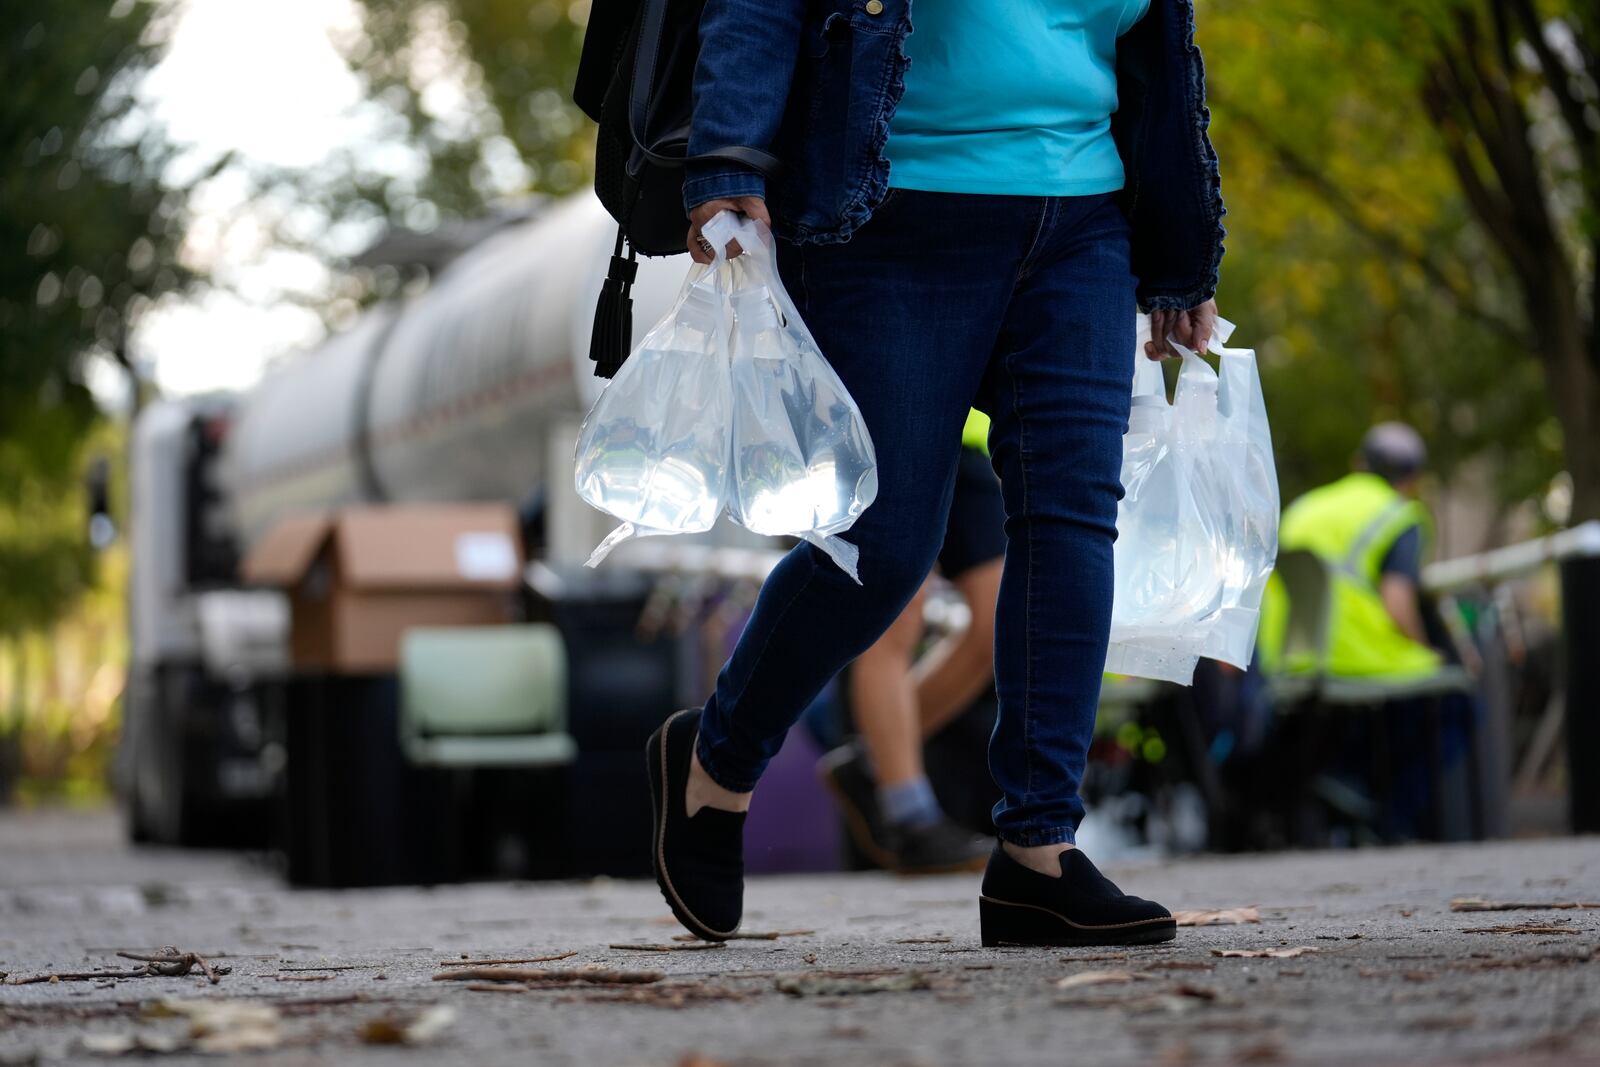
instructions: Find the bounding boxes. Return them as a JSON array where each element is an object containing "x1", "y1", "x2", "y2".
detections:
[{"x1": 695, "y1": 190, "x2": 1136, "y2": 846}]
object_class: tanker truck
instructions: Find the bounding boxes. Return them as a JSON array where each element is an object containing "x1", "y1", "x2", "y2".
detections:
[{"x1": 118, "y1": 194, "x2": 789, "y2": 880}]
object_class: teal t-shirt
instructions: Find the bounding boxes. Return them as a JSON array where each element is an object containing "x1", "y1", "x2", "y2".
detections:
[{"x1": 884, "y1": 0, "x2": 1151, "y2": 196}]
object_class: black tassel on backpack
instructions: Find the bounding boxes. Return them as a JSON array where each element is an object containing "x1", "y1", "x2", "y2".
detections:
[{"x1": 573, "y1": 0, "x2": 780, "y2": 378}]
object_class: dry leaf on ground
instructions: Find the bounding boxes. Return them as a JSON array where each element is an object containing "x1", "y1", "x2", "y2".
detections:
[
  {"x1": 1054, "y1": 970, "x2": 1148, "y2": 990},
  {"x1": 81, "y1": 1032, "x2": 187, "y2": 1056},
  {"x1": 358, "y1": 1004, "x2": 457, "y2": 1045},
  {"x1": 775, "y1": 971, "x2": 931, "y2": 996},
  {"x1": 1173, "y1": 907, "x2": 1261, "y2": 927},
  {"x1": 1211, "y1": 946, "x2": 1315, "y2": 959},
  {"x1": 146, "y1": 999, "x2": 281, "y2": 1054}
]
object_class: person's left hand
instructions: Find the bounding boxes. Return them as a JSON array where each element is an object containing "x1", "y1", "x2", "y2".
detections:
[{"x1": 1146, "y1": 299, "x2": 1219, "y2": 361}]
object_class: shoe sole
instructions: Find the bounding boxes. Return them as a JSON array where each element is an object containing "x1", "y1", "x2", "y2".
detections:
[
  {"x1": 978, "y1": 894, "x2": 1178, "y2": 947},
  {"x1": 647, "y1": 710, "x2": 738, "y2": 943},
  {"x1": 817, "y1": 769, "x2": 987, "y2": 876}
]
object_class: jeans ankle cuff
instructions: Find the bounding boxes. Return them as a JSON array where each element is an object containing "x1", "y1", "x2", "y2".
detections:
[
  {"x1": 694, "y1": 736, "x2": 760, "y2": 794},
  {"x1": 998, "y1": 827, "x2": 1076, "y2": 848}
]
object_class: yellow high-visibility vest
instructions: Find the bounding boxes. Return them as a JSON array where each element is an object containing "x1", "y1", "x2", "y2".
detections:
[
  {"x1": 962, "y1": 409, "x2": 991, "y2": 455},
  {"x1": 1258, "y1": 472, "x2": 1442, "y2": 680}
]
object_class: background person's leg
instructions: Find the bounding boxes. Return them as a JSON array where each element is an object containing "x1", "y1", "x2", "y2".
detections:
[
  {"x1": 849, "y1": 581, "x2": 930, "y2": 790},
  {"x1": 914, "y1": 558, "x2": 1003, "y2": 737},
  {"x1": 975, "y1": 193, "x2": 1136, "y2": 854}
]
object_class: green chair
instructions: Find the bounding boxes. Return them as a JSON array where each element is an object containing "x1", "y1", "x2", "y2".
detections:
[
  {"x1": 1267, "y1": 549, "x2": 1334, "y2": 706},
  {"x1": 1266, "y1": 550, "x2": 1478, "y2": 840},
  {"x1": 399, "y1": 625, "x2": 578, "y2": 767}
]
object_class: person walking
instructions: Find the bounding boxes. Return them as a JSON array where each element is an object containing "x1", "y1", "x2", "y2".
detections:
[{"x1": 646, "y1": 0, "x2": 1226, "y2": 947}]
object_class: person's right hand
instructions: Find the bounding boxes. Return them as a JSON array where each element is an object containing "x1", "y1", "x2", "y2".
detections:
[{"x1": 687, "y1": 196, "x2": 771, "y2": 265}]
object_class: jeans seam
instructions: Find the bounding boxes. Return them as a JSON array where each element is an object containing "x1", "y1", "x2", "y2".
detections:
[
  {"x1": 1017, "y1": 198, "x2": 1055, "y2": 280},
  {"x1": 1005, "y1": 342, "x2": 1036, "y2": 801}
]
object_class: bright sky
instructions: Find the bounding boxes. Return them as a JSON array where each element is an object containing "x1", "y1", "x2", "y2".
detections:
[{"x1": 116, "y1": 0, "x2": 377, "y2": 403}]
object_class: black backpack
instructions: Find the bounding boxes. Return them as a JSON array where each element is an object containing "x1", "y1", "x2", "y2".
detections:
[{"x1": 574, "y1": 0, "x2": 780, "y2": 377}]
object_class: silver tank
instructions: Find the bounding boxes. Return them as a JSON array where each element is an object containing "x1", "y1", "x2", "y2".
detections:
[{"x1": 223, "y1": 194, "x2": 690, "y2": 548}]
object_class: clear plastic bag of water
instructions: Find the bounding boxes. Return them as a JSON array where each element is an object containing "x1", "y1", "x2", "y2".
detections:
[
  {"x1": 1106, "y1": 316, "x2": 1279, "y2": 684},
  {"x1": 717, "y1": 213, "x2": 878, "y2": 580},
  {"x1": 574, "y1": 211, "x2": 878, "y2": 580}
]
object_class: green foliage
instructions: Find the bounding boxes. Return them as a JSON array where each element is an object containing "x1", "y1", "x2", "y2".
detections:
[
  {"x1": 1200, "y1": 2, "x2": 1556, "y2": 511},
  {"x1": 1, "y1": 0, "x2": 196, "y2": 633},
  {"x1": 318, "y1": 0, "x2": 591, "y2": 223},
  {"x1": 1200, "y1": 0, "x2": 1596, "y2": 523}
]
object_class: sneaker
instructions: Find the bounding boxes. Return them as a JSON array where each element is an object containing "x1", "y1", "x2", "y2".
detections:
[
  {"x1": 818, "y1": 742, "x2": 988, "y2": 874},
  {"x1": 645, "y1": 709, "x2": 744, "y2": 941},
  {"x1": 883, "y1": 816, "x2": 991, "y2": 875},
  {"x1": 979, "y1": 844, "x2": 1176, "y2": 947}
]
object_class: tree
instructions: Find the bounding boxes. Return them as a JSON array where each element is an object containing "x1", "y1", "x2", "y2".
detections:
[
  {"x1": 1205, "y1": 0, "x2": 1599, "y2": 524},
  {"x1": 2, "y1": 0, "x2": 200, "y2": 634}
]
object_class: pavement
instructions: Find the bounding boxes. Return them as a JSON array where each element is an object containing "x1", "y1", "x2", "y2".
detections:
[{"x1": 1, "y1": 808, "x2": 1598, "y2": 1067}]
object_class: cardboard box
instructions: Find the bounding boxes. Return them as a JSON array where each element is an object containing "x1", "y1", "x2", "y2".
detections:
[{"x1": 241, "y1": 504, "x2": 524, "y2": 673}]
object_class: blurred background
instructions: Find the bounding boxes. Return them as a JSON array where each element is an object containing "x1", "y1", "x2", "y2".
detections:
[{"x1": 2, "y1": 0, "x2": 1596, "y2": 883}]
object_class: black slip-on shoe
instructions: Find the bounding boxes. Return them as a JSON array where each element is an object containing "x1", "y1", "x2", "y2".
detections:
[
  {"x1": 883, "y1": 816, "x2": 991, "y2": 875},
  {"x1": 979, "y1": 844, "x2": 1176, "y2": 947},
  {"x1": 646, "y1": 709, "x2": 744, "y2": 941}
]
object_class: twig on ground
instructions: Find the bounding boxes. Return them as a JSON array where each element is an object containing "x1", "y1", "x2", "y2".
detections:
[
  {"x1": 8, "y1": 949, "x2": 230, "y2": 986},
  {"x1": 437, "y1": 952, "x2": 577, "y2": 967},
  {"x1": 433, "y1": 967, "x2": 664, "y2": 985},
  {"x1": 117, "y1": 949, "x2": 226, "y2": 984},
  {"x1": 610, "y1": 942, "x2": 727, "y2": 953},
  {"x1": 670, "y1": 930, "x2": 814, "y2": 942},
  {"x1": 1451, "y1": 898, "x2": 1600, "y2": 912}
]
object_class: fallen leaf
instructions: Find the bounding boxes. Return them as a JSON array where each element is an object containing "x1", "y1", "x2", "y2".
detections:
[
  {"x1": 1461, "y1": 924, "x2": 1579, "y2": 935},
  {"x1": 1054, "y1": 969, "x2": 1149, "y2": 990},
  {"x1": 1451, "y1": 898, "x2": 1600, "y2": 912},
  {"x1": 1237, "y1": 1039, "x2": 1286, "y2": 1062},
  {"x1": 577, "y1": 984, "x2": 753, "y2": 1007},
  {"x1": 775, "y1": 971, "x2": 931, "y2": 996},
  {"x1": 1173, "y1": 907, "x2": 1261, "y2": 927},
  {"x1": 81, "y1": 1034, "x2": 138, "y2": 1056},
  {"x1": 1211, "y1": 946, "x2": 1315, "y2": 959},
  {"x1": 151, "y1": 1000, "x2": 281, "y2": 1054},
  {"x1": 358, "y1": 1004, "x2": 456, "y2": 1045}
]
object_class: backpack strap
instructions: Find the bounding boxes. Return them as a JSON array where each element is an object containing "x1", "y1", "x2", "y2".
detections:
[{"x1": 626, "y1": 0, "x2": 782, "y2": 176}]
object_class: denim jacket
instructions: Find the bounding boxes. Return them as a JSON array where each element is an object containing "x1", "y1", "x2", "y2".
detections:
[{"x1": 683, "y1": 0, "x2": 1225, "y2": 311}]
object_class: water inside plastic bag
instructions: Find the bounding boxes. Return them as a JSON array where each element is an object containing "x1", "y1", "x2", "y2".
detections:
[
  {"x1": 727, "y1": 282, "x2": 877, "y2": 539},
  {"x1": 573, "y1": 278, "x2": 730, "y2": 535}
]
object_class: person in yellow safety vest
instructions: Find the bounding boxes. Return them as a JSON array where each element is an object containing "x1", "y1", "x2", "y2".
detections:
[
  {"x1": 816, "y1": 409, "x2": 1004, "y2": 873},
  {"x1": 1259, "y1": 422, "x2": 1442, "y2": 679}
]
